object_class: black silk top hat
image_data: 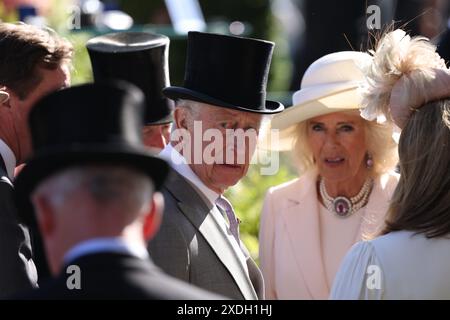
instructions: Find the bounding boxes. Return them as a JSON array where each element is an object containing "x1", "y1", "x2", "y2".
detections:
[
  {"x1": 163, "y1": 31, "x2": 284, "y2": 114},
  {"x1": 86, "y1": 32, "x2": 173, "y2": 125},
  {"x1": 15, "y1": 81, "x2": 169, "y2": 226}
]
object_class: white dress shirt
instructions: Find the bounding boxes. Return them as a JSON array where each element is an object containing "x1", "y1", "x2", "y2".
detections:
[
  {"x1": 64, "y1": 237, "x2": 149, "y2": 265},
  {"x1": 159, "y1": 143, "x2": 218, "y2": 206}
]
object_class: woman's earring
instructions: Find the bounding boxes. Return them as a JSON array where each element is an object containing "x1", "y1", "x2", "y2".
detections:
[{"x1": 366, "y1": 153, "x2": 374, "y2": 169}]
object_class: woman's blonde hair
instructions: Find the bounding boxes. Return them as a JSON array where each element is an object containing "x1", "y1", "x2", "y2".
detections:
[
  {"x1": 291, "y1": 111, "x2": 398, "y2": 177},
  {"x1": 360, "y1": 28, "x2": 450, "y2": 238}
]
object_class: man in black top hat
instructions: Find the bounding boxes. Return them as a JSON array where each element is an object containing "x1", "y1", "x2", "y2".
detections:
[
  {"x1": 13, "y1": 81, "x2": 220, "y2": 299},
  {"x1": 86, "y1": 32, "x2": 174, "y2": 152},
  {"x1": 148, "y1": 31, "x2": 284, "y2": 299},
  {"x1": 0, "y1": 22, "x2": 72, "y2": 297}
]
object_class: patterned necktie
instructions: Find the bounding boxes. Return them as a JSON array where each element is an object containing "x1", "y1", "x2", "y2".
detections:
[{"x1": 215, "y1": 195, "x2": 240, "y2": 244}]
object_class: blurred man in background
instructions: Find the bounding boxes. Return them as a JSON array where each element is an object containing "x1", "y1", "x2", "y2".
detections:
[
  {"x1": 87, "y1": 31, "x2": 174, "y2": 152},
  {"x1": 0, "y1": 22, "x2": 72, "y2": 297}
]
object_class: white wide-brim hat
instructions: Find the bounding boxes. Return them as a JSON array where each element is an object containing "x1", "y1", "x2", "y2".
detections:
[{"x1": 268, "y1": 51, "x2": 372, "y2": 151}]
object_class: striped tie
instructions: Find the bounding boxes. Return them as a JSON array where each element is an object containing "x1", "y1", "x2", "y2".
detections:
[{"x1": 215, "y1": 195, "x2": 240, "y2": 244}]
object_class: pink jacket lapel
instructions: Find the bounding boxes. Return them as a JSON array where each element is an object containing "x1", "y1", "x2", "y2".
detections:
[{"x1": 280, "y1": 170, "x2": 330, "y2": 299}]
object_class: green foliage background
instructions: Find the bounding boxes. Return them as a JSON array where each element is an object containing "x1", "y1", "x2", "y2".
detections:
[{"x1": 1, "y1": 0, "x2": 297, "y2": 261}]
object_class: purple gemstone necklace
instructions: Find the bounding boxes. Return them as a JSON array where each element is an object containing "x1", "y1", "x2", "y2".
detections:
[{"x1": 319, "y1": 177, "x2": 374, "y2": 218}]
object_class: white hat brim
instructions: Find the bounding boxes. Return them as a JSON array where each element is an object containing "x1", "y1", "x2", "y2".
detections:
[
  {"x1": 272, "y1": 82, "x2": 362, "y2": 130},
  {"x1": 266, "y1": 85, "x2": 362, "y2": 151}
]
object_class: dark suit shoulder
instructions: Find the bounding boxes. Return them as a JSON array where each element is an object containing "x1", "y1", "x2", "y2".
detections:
[
  {"x1": 0, "y1": 174, "x2": 37, "y2": 297},
  {"x1": 0, "y1": 176, "x2": 15, "y2": 221},
  {"x1": 17, "y1": 253, "x2": 221, "y2": 300}
]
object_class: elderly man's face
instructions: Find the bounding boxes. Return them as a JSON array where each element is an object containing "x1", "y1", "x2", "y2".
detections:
[{"x1": 179, "y1": 103, "x2": 262, "y2": 194}]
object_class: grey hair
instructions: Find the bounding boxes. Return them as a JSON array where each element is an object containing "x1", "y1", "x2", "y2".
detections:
[
  {"x1": 174, "y1": 99, "x2": 200, "y2": 123},
  {"x1": 32, "y1": 165, "x2": 154, "y2": 215}
]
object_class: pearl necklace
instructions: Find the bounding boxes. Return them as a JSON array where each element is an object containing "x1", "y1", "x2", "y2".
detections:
[{"x1": 319, "y1": 177, "x2": 374, "y2": 218}]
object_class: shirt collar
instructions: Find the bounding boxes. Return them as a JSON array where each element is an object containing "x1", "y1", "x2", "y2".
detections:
[
  {"x1": 0, "y1": 139, "x2": 16, "y2": 179},
  {"x1": 160, "y1": 143, "x2": 219, "y2": 206},
  {"x1": 64, "y1": 237, "x2": 149, "y2": 265}
]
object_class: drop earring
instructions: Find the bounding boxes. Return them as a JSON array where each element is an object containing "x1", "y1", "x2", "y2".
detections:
[{"x1": 366, "y1": 153, "x2": 373, "y2": 169}]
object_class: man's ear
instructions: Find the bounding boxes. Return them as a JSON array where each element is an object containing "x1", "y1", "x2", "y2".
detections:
[
  {"x1": 143, "y1": 192, "x2": 164, "y2": 241},
  {"x1": 0, "y1": 87, "x2": 11, "y2": 108},
  {"x1": 174, "y1": 107, "x2": 188, "y2": 130},
  {"x1": 0, "y1": 92, "x2": 10, "y2": 105},
  {"x1": 32, "y1": 195, "x2": 56, "y2": 238}
]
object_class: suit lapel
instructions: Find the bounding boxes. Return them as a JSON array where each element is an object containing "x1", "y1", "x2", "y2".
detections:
[
  {"x1": 280, "y1": 171, "x2": 329, "y2": 299},
  {"x1": 165, "y1": 170, "x2": 258, "y2": 300},
  {"x1": 246, "y1": 255, "x2": 265, "y2": 299}
]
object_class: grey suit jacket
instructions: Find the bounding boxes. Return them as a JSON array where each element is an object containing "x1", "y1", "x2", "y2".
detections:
[
  {"x1": 0, "y1": 161, "x2": 38, "y2": 298},
  {"x1": 148, "y1": 169, "x2": 264, "y2": 300}
]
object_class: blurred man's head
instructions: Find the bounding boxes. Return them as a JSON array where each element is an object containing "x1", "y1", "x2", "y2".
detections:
[
  {"x1": 0, "y1": 23, "x2": 72, "y2": 163},
  {"x1": 31, "y1": 165, "x2": 163, "y2": 275}
]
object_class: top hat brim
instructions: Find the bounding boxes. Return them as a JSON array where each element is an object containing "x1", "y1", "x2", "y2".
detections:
[
  {"x1": 163, "y1": 86, "x2": 284, "y2": 114},
  {"x1": 145, "y1": 112, "x2": 173, "y2": 126},
  {"x1": 14, "y1": 145, "x2": 170, "y2": 227}
]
